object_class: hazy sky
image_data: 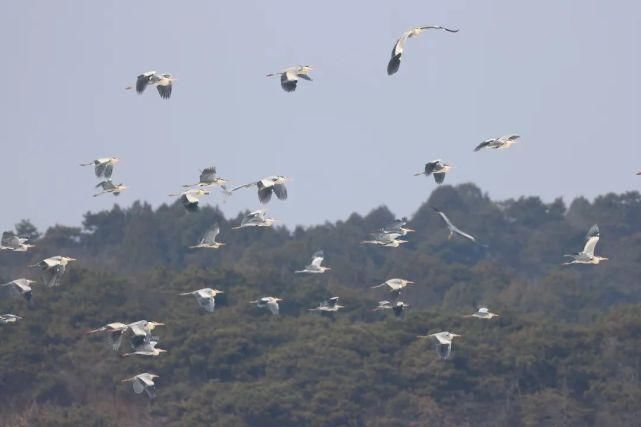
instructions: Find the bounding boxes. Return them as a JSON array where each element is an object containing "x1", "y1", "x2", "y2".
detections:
[{"x1": 2, "y1": 1, "x2": 640, "y2": 231}]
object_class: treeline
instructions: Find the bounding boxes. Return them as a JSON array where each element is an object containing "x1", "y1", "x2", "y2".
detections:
[{"x1": 1, "y1": 183, "x2": 641, "y2": 426}]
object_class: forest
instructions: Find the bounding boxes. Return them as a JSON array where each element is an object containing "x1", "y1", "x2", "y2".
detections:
[{"x1": 1, "y1": 183, "x2": 641, "y2": 427}]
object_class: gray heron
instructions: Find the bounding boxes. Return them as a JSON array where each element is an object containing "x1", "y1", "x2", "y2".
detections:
[
  {"x1": 0, "y1": 231, "x2": 35, "y2": 252},
  {"x1": 87, "y1": 322, "x2": 130, "y2": 351},
  {"x1": 361, "y1": 231, "x2": 408, "y2": 247},
  {"x1": 0, "y1": 279, "x2": 37, "y2": 304},
  {"x1": 183, "y1": 166, "x2": 230, "y2": 193},
  {"x1": 381, "y1": 218, "x2": 415, "y2": 236},
  {"x1": 29, "y1": 256, "x2": 76, "y2": 287},
  {"x1": 169, "y1": 188, "x2": 211, "y2": 212},
  {"x1": 250, "y1": 297, "x2": 282, "y2": 316},
  {"x1": 465, "y1": 307, "x2": 499, "y2": 319},
  {"x1": 266, "y1": 65, "x2": 313, "y2": 92},
  {"x1": 232, "y1": 210, "x2": 279, "y2": 229},
  {"x1": 418, "y1": 331, "x2": 461, "y2": 360},
  {"x1": 80, "y1": 157, "x2": 120, "y2": 179},
  {"x1": 232, "y1": 176, "x2": 289, "y2": 204},
  {"x1": 190, "y1": 225, "x2": 225, "y2": 249},
  {"x1": 121, "y1": 373, "x2": 159, "y2": 400},
  {"x1": 414, "y1": 160, "x2": 452, "y2": 184},
  {"x1": 432, "y1": 207, "x2": 485, "y2": 245},
  {"x1": 127, "y1": 71, "x2": 176, "y2": 99},
  {"x1": 373, "y1": 300, "x2": 410, "y2": 317},
  {"x1": 94, "y1": 180, "x2": 127, "y2": 197},
  {"x1": 371, "y1": 278, "x2": 415, "y2": 297},
  {"x1": 563, "y1": 224, "x2": 608, "y2": 265},
  {"x1": 0, "y1": 314, "x2": 22, "y2": 324},
  {"x1": 121, "y1": 340, "x2": 166, "y2": 357},
  {"x1": 179, "y1": 288, "x2": 224, "y2": 313},
  {"x1": 388, "y1": 26, "x2": 459, "y2": 75},
  {"x1": 474, "y1": 134, "x2": 520, "y2": 152},
  {"x1": 295, "y1": 250, "x2": 330, "y2": 274},
  {"x1": 309, "y1": 296, "x2": 344, "y2": 312}
]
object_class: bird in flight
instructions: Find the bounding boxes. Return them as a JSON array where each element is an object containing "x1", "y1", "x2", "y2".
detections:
[
  {"x1": 121, "y1": 373, "x2": 159, "y2": 400},
  {"x1": 418, "y1": 331, "x2": 461, "y2": 360},
  {"x1": 250, "y1": 297, "x2": 283, "y2": 316},
  {"x1": 309, "y1": 297, "x2": 343, "y2": 312},
  {"x1": 474, "y1": 134, "x2": 520, "y2": 152},
  {"x1": 30, "y1": 256, "x2": 76, "y2": 287},
  {"x1": 127, "y1": 71, "x2": 176, "y2": 99},
  {"x1": 373, "y1": 300, "x2": 410, "y2": 317},
  {"x1": 267, "y1": 65, "x2": 313, "y2": 92},
  {"x1": 432, "y1": 207, "x2": 485, "y2": 246},
  {"x1": 179, "y1": 288, "x2": 224, "y2": 313},
  {"x1": 0, "y1": 279, "x2": 37, "y2": 304},
  {"x1": 80, "y1": 157, "x2": 120, "y2": 179},
  {"x1": 388, "y1": 26, "x2": 459, "y2": 75},
  {"x1": 563, "y1": 224, "x2": 608, "y2": 265},
  {"x1": 415, "y1": 160, "x2": 453, "y2": 184},
  {"x1": 232, "y1": 176, "x2": 289, "y2": 204},
  {"x1": 0, "y1": 314, "x2": 22, "y2": 324},
  {"x1": 232, "y1": 210, "x2": 279, "y2": 229},
  {"x1": 0, "y1": 231, "x2": 35, "y2": 252},
  {"x1": 94, "y1": 180, "x2": 127, "y2": 197},
  {"x1": 190, "y1": 224, "x2": 225, "y2": 249},
  {"x1": 183, "y1": 166, "x2": 230, "y2": 194},
  {"x1": 170, "y1": 189, "x2": 211, "y2": 212},
  {"x1": 295, "y1": 250, "x2": 331, "y2": 274},
  {"x1": 464, "y1": 306, "x2": 499, "y2": 319}
]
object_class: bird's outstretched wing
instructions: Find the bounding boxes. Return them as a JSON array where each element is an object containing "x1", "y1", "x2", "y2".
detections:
[
  {"x1": 200, "y1": 167, "x2": 217, "y2": 183},
  {"x1": 419, "y1": 25, "x2": 459, "y2": 33},
  {"x1": 157, "y1": 83, "x2": 172, "y2": 99},
  {"x1": 474, "y1": 140, "x2": 493, "y2": 151},
  {"x1": 258, "y1": 187, "x2": 273, "y2": 204},
  {"x1": 582, "y1": 225, "x2": 600, "y2": 256},
  {"x1": 433, "y1": 173, "x2": 446, "y2": 184},
  {"x1": 273, "y1": 184, "x2": 288, "y2": 200},
  {"x1": 281, "y1": 73, "x2": 298, "y2": 92},
  {"x1": 136, "y1": 71, "x2": 155, "y2": 94}
]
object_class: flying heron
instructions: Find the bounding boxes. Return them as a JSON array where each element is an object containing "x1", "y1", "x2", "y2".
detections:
[
  {"x1": 295, "y1": 250, "x2": 331, "y2": 274},
  {"x1": 266, "y1": 65, "x2": 313, "y2": 92},
  {"x1": 362, "y1": 231, "x2": 408, "y2": 247},
  {"x1": 121, "y1": 340, "x2": 167, "y2": 357},
  {"x1": 179, "y1": 288, "x2": 224, "y2": 313},
  {"x1": 309, "y1": 296, "x2": 344, "y2": 312},
  {"x1": 0, "y1": 314, "x2": 22, "y2": 324},
  {"x1": 388, "y1": 26, "x2": 459, "y2": 75},
  {"x1": 381, "y1": 218, "x2": 415, "y2": 236},
  {"x1": 465, "y1": 307, "x2": 499, "y2": 319},
  {"x1": 29, "y1": 256, "x2": 76, "y2": 287},
  {"x1": 170, "y1": 188, "x2": 210, "y2": 212},
  {"x1": 563, "y1": 224, "x2": 608, "y2": 265},
  {"x1": 127, "y1": 71, "x2": 176, "y2": 99},
  {"x1": 183, "y1": 166, "x2": 231, "y2": 193},
  {"x1": 371, "y1": 278, "x2": 415, "y2": 298},
  {"x1": 0, "y1": 279, "x2": 37, "y2": 304},
  {"x1": 0, "y1": 231, "x2": 35, "y2": 252},
  {"x1": 121, "y1": 373, "x2": 159, "y2": 400},
  {"x1": 94, "y1": 180, "x2": 127, "y2": 197},
  {"x1": 250, "y1": 297, "x2": 282, "y2": 316},
  {"x1": 474, "y1": 134, "x2": 520, "y2": 152},
  {"x1": 373, "y1": 300, "x2": 410, "y2": 317},
  {"x1": 432, "y1": 207, "x2": 485, "y2": 246},
  {"x1": 418, "y1": 331, "x2": 461, "y2": 360},
  {"x1": 87, "y1": 322, "x2": 130, "y2": 351},
  {"x1": 80, "y1": 157, "x2": 120, "y2": 179},
  {"x1": 232, "y1": 210, "x2": 279, "y2": 229},
  {"x1": 415, "y1": 160, "x2": 453, "y2": 184},
  {"x1": 232, "y1": 176, "x2": 289, "y2": 204},
  {"x1": 190, "y1": 225, "x2": 225, "y2": 249}
]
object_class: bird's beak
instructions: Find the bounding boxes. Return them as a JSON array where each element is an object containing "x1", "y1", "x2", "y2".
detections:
[
  {"x1": 159, "y1": 349, "x2": 167, "y2": 353},
  {"x1": 453, "y1": 334, "x2": 462, "y2": 337},
  {"x1": 404, "y1": 228, "x2": 415, "y2": 232},
  {"x1": 153, "y1": 322, "x2": 165, "y2": 326},
  {"x1": 407, "y1": 281, "x2": 415, "y2": 284},
  {"x1": 68, "y1": 257, "x2": 77, "y2": 262}
]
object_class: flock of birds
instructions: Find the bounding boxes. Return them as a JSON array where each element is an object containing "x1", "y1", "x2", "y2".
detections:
[{"x1": 0, "y1": 23, "x2": 622, "y2": 401}]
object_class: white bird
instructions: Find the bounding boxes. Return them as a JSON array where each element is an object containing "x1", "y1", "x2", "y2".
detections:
[
  {"x1": 388, "y1": 26, "x2": 459, "y2": 75},
  {"x1": 87, "y1": 322, "x2": 130, "y2": 351},
  {"x1": 380, "y1": 218, "x2": 415, "y2": 236},
  {"x1": 563, "y1": 224, "x2": 608, "y2": 265},
  {"x1": 126, "y1": 320, "x2": 165, "y2": 348},
  {"x1": 179, "y1": 288, "x2": 224, "y2": 313},
  {"x1": 373, "y1": 300, "x2": 410, "y2": 317},
  {"x1": 121, "y1": 340, "x2": 166, "y2": 357},
  {"x1": 432, "y1": 207, "x2": 485, "y2": 246},
  {"x1": 169, "y1": 188, "x2": 211, "y2": 212},
  {"x1": 250, "y1": 297, "x2": 282, "y2": 316},
  {"x1": 121, "y1": 373, "x2": 159, "y2": 400},
  {"x1": 418, "y1": 331, "x2": 461, "y2": 360},
  {"x1": 415, "y1": 160, "x2": 453, "y2": 184},
  {"x1": 371, "y1": 278, "x2": 415, "y2": 296},
  {"x1": 0, "y1": 314, "x2": 22, "y2": 324},
  {"x1": 0, "y1": 231, "x2": 35, "y2": 252},
  {"x1": 309, "y1": 296, "x2": 344, "y2": 312},
  {"x1": 361, "y1": 231, "x2": 408, "y2": 247},
  {"x1": 474, "y1": 134, "x2": 520, "y2": 152},
  {"x1": 29, "y1": 256, "x2": 76, "y2": 287},
  {"x1": 465, "y1": 307, "x2": 499, "y2": 319},
  {"x1": 128, "y1": 71, "x2": 176, "y2": 99},
  {"x1": 183, "y1": 166, "x2": 231, "y2": 193},
  {"x1": 80, "y1": 157, "x2": 120, "y2": 179},
  {"x1": 266, "y1": 65, "x2": 313, "y2": 92},
  {"x1": 190, "y1": 225, "x2": 225, "y2": 249},
  {"x1": 0, "y1": 279, "x2": 37, "y2": 304},
  {"x1": 295, "y1": 250, "x2": 331, "y2": 274},
  {"x1": 232, "y1": 210, "x2": 279, "y2": 229},
  {"x1": 232, "y1": 176, "x2": 289, "y2": 204},
  {"x1": 94, "y1": 180, "x2": 127, "y2": 197}
]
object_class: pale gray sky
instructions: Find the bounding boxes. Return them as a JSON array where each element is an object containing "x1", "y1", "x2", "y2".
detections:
[{"x1": 1, "y1": 0, "x2": 640, "y2": 230}]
